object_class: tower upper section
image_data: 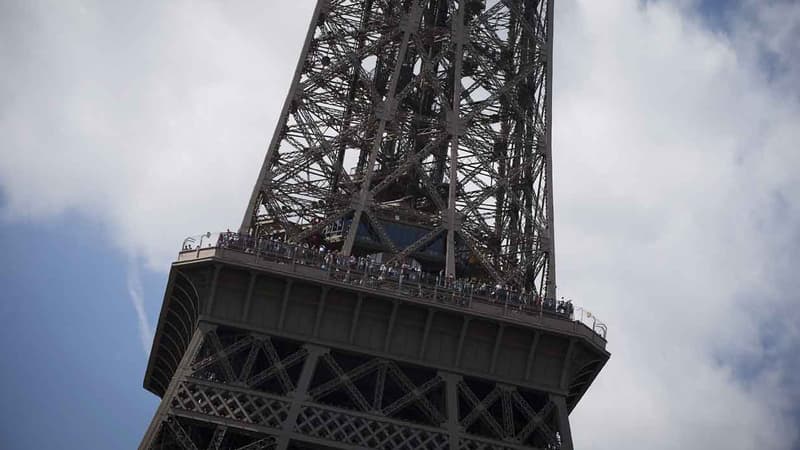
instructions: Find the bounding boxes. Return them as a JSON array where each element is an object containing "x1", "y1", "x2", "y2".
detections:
[{"x1": 242, "y1": 0, "x2": 556, "y2": 300}]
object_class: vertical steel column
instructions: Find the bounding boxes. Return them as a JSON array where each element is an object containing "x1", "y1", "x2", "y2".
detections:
[
  {"x1": 543, "y1": 0, "x2": 557, "y2": 300},
  {"x1": 552, "y1": 394, "x2": 574, "y2": 450},
  {"x1": 204, "y1": 264, "x2": 222, "y2": 315},
  {"x1": 441, "y1": 371, "x2": 463, "y2": 450},
  {"x1": 342, "y1": 1, "x2": 422, "y2": 256},
  {"x1": 276, "y1": 344, "x2": 328, "y2": 450},
  {"x1": 445, "y1": 0, "x2": 466, "y2": 277}
]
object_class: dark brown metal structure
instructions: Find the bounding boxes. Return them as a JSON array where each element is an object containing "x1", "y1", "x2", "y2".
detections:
[
  {"x1": 140, "y1": 1, "x2": 609, "y2": 449},
  {"x1": 242, "y1": 0, "x2": 556, "y2": 299}
]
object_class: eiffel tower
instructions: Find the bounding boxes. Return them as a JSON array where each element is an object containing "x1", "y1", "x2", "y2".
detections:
[{"x1": 140, "y1": 1, "x2": 609, "y2": 449}]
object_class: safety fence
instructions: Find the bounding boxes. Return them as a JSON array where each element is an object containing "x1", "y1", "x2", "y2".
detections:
[{"x1": 181, "y1": 232, "x2": 607, "y2": 340}]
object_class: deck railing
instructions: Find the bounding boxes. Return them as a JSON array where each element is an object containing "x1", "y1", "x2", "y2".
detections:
[{"x1": 180, "y1": 232, "x2": 608, "y2": 340}]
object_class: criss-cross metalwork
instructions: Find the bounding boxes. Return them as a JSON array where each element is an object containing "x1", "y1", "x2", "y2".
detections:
[
  {"x1": 154, "y1": 416, "x2": 279, "y2": 450},
  {"x1": 457, "y1": 379, "x2": 559, "y2": 447},
  {"x1": 143, "y1": 325, "x2": 576, "y2": 449},
  {"x1": 242, "y1": 0, "x2": 556, "y2": 300},
  {"x1": 139, "y1": 2, "x2": 610, "y2": 448},
  {"x1": 309, "y1": 351, "x2": 446, "y2": 426}
]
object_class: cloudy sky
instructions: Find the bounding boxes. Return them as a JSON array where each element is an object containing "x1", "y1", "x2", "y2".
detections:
[{"x1": 1, "y1": 0, "x2": 799, "y2": 448}]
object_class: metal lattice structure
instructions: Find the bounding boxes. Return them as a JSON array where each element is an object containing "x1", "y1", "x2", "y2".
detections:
[
  {"x1": 140, "y1": 1, "x2": 611, "y2": 449},
  {"x1": 242, "y1": 0, "x2": 556, "y2": 300},
  {"x1": 144, "y1": 325, "x2": 573, "y2": 450}
]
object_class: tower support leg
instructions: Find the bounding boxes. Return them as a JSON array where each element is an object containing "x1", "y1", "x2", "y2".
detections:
[
  {"x1": 552, "y1": 395, "x2": 574, "y2": 450},
  {"x1": 139, "y1": 325, "x2": 209, "y2": 450},
  {"x1": 275, "y1": 344, "x2": 326, "y2": 450},
  {"x1": 441, "y1": 371, "x2": 463, "y2": 449}
]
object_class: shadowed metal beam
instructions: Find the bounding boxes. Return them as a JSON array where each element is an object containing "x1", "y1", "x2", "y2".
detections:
[
  {"x1": 241, "y1": 271, "x2": 257, "y2": 321},
  {"x1": 552, "y1": 395, "x2": 574, "y2": 450},
  {"x1": 383, "y1": 300, "x2": 400, "y2": 353},
  {"x1": 276, "y1": 344, "x2": 327, "y2": 450},
  {"x1": 489, "y1": 325, "x2": 506, "y2": 374},
  {"x1": 524, "y1": 332, "x2": 541, "y2": 381},
  {"x1": 454, "y1": 317, "x2": 471, "y2": 368},
  {"x1": 277, "y1": 279, "x2": 293, "y2": 330},
  {"x1": 204, "y1": 265, "x2": 222, "y2": 315},
  {"x1": 312, "y1": 287, "x2": 329, "y2": 337},
  {"x1": 419, "y1": 309, "x2": 435, "y2": 359},
  {"x1": 348, "y1": 294, "x2": 363, "y2": 344},
  {"x1": 560, "y1": 339, "x2": 576, "y2": 390}
]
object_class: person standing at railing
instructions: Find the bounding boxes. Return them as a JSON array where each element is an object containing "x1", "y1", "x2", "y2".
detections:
[
  {"x1": 386, "y1": 262, "x2": 395, "y2": 279},
  {"x1": 378, "y1": 263, "x2": 387, "y2": 281}
]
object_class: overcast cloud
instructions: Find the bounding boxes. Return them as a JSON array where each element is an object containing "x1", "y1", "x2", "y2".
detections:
[{"x1": 1, "y1": 1, "x2": 798, "y2": 449}]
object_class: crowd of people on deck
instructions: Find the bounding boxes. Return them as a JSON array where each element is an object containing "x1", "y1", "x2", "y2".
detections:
[{"x1": 200, "y1": 231, "x2": 576, "y2": 319}]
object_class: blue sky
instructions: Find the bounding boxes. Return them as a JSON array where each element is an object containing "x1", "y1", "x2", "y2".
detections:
[
  {"x1": 1, "y1": 1, "x2": 799, "y2": 449},
  {"x1": 0, "y1": 213, "x2": 158, "y2": 447}
]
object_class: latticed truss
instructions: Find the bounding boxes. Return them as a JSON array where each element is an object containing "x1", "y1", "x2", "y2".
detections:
[
  {"x1": 150, "y1": 416, "x2": 279, "y2": 450},
  {"x1": 142, "y1": 325, "x2": 570, "y2": 450},
  {"x1": 242, "y1": 0, "x2": 556, "y2": 300}
]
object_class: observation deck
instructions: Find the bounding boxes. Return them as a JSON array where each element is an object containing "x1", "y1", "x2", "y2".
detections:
[
  {"x1": 144, "y1": 232, "x2": 610, "y2": 426},
  {"x1": 182, "y1": 233, "x2": 606, "y2": 340}
]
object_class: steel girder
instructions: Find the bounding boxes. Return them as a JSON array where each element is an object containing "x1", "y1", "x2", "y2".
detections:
[
  {"x1": 141, "y1": 325, "x2": 571, "y2": 450},
  {"x1": 242, "y1": 0, "x2": 556, "y2": 300}
]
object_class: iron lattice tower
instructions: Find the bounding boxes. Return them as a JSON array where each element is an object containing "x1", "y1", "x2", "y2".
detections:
[
  {"x1": 242, "y1": 0, "x2": 556, "y2": 300},
  {"x1": 140, "y1": 1, "x2": 609, "y2": 449}
]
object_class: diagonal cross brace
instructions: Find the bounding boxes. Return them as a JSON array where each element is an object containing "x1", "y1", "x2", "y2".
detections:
[
  {"x1": 312, "y1": 353, "x2": 376, "y2": 412},
  {"x1": 458, "y1": 382, "x2": 505, "y2": 439},
  {"x1": 513, "y1": 391, "x2": 557, "y2": 444},
  {"x1": 386, "y1": 363, "x2": 446, "y2": 424},
  {"x1": 166, "y1": 416, "x2": 200, "y2": 450},
  {"x1": 247, "y1": 346, "x2": 308, "y2": 392}
]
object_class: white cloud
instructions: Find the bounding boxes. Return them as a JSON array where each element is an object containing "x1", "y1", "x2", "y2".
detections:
[
  {"x1": 126, "y1": 260, "x2": 153, "y2": 354},
  {"x1": 1, "y1": 0, "x2": 798, "y2": 448},
  {"x1": 0, "y1": 0, "x2": 315, "y2": 268},
  {"x1": 553, "y1": 1, "x2": 800, "y2": 448}
]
